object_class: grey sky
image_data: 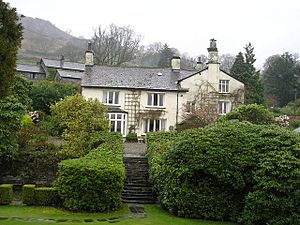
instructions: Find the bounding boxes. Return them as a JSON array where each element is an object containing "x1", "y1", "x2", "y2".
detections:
[{"x1": 5, "y1": 0, "x2": 300, "y2": 68}]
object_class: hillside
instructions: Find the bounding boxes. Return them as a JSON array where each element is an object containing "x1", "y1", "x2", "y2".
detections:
[{"x1": 18, "y1": 16, "x2": 87, "y2": 62}]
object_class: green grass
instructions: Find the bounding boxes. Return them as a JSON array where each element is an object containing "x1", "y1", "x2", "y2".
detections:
[{"x1": 0, "y1": 204, "x2": 236, "y2": 225}]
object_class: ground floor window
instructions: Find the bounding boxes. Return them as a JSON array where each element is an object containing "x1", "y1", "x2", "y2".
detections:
[
  {"x1": 144, "y1": 119, "x2": 166, "y2": 133},
  {"x1": 109, "y1": 113, "x2": 127, "y2": 136},
  {"x1": 218, "y1": 101, "x2": 230, "y2": 115}
]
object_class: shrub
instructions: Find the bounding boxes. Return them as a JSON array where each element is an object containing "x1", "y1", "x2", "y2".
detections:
[
  {"x1": 34, "y1": 187, "x2": 61, "y2": 206},
  {"x1": 21, "y1": 114, "x2": 33, "y2": 127},
  {"x1": 55, "y1": 132, "x2": 125, "y2": 212},
  {"x1": 0, "y1": 184, "x2": 13, "y2": 205},
  {"x1": 22, "y1": 184, "x2": 35, "y2": 205},
  {"x1": 51, "y1": 94, "x2": 110, "y2": 158},
  {"x1": 126, "y1": 132, "x2": 138, "y2": 142},
  {"x1": 220, "y1": 103, "x2": 273, "y2": 124},
  {"x1": 290, "y1": 119, "x2": 300, "y2": 129},
  {"x1": 147, "y1": 122, "x2": 300, "y2": 223}
]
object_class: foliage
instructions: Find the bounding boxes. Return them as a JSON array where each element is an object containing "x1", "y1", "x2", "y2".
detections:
[
  {"x1": 290, "y1": 119, "x2": 300, "y2": 129},
  {"x1": 55, "y1": 132, "x2": 125, "y2": 212},
  {"x1": 126, "y1": 132, "x2": 138, "y2": 142},
  {"x1": 158, "y1": 44, "x2": 174, "y2": 68},
  {"x1": 263, "y1": 53, "x2": 300, "y2": 107},
  {"x1": 0, "y1": 184, "x2": 13, "y2": 205},
  {"x1": 33, "y1": 187, "x2": 61, "y2": 206},
  {"x1": 21, "y1": 114, "x2": 33, "y2": 127},
  {"x1": 0, "y1": 1, "x2": 23, "y2": 99},
  {"x1": 230, "y1": 43, "x2": 264, "y2": 104},
  {"x1": 10, "y1": 76, "x2": 32, "y2": 110},
  {"x1": 29, "y1": 80, "x2": 79, "y2": 114},
  {"x1": 220, "y1": 103, "x2": 273, "y2": 125},
  {"x1": 22, "y1": 184, "x2": 35, "y2": 205},
  {"x1": 51, "y1": 94, "x2": 110, "y2": 158},
  {"x1": 147, "y1": 123, "x2": 300, "y2": 224},
  {"x1": 0, "y1": 96, "x2": 25, "y2": 158},
  {"x1": 280, "y1": 101, "x2": 300, "y2": 116},
  {"x1": 176, "y1": 115, "x2": 209, "y2": 131},
  {"x1": 92, "y1": 24, "x2": 141, "y2": 66},
  {"x1": 46, "y1": 68, "x2": 57, "y2": 81},
  {"x1": 39, "y1": 115, "x2": 64, "y2": 136}
]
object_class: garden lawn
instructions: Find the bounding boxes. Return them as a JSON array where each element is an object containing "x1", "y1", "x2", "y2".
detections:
[{"x1": 0, "y1": 204, "x2": 236, "y2": 225}]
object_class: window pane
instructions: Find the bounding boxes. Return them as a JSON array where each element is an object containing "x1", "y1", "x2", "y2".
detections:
[
  {"x1": 161, "y1": 120, "x2": 166, "y2": 131},
  {"x1": 219, "y1": 81, "x2": 222, "y2": 92},
  {"x1": 159, "y1": 94, "x2": 164, "y2": 106},
  {"x1": 117, "y1": 114, "x2": 122, "y2": 119},
  {"x1": 144, "y1": 120, "x2": 148, "y2": 133},
  {"x1": 111, "y1": 114, "x2": 115, "y2": 119},
  {"x1": 219, "y1": 102, "x2": 223, "y2": 113},
  {"x1": 155, "y1": 120, "x2": 160, "y2": 131},
  {"x1": 117, "y1": 121, "x2": 121, "y2": 132},
  {"x1": 111, "y1": 121, "x2": 115, "y2": 132},
  {"x1": 149, "y1": 119, "x2": 154, "y2": 132},
  {"x1": 153, "y1": 94, "x2": 158, "y2": 106},
  {"x1": 115, "y1": 92, "x2": 119, "y2": 104},
  {"x1": 108, "y1": 92, "x2": 113, "y2": 104},
  {"x1": 103, "y1": 91, "x2": 107, "y2": 103},
  {"x1": 148, "y1": 94, "x2": 152, "y2": 106}
]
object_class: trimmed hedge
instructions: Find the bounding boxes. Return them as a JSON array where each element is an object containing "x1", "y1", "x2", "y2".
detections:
[
  {"x1": 34, "y1": 187, "x2": 61, "y2": 206},
  {"x1": 55, "y1": 132, "x2": 125, "y2": 212},
  {"x1": 22, "y1": 184, "x2": 35, "y2": 205},
  {"x1": 0, "y1": 184, "x2": 13, "y2": 205},
  {"x1": 147, "y1": 122, "x2": 300, "y2": 224}
]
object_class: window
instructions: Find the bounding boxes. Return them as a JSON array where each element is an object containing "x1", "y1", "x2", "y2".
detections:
[
  {"x1": 186, "y1": 101, "x2": 196, "y2": 113},
  {"x1": 147, "y1": 93, "x2": 165, "y2": 107},
  {"x1": 219, "y1": 101, "x2": 230, "y2": 115},
  {"x1": 144, "y1": 119, "x2": 166, "y2": 133},
  {"x1": 103, "y1": 91, "x2": 119, "y2": 105},
  {"x1": 109, "y1": 113, "x2": 127, "y2": 136},
  {"x1": 219, "y1": 80, "x2": 229, "y2": 93}
]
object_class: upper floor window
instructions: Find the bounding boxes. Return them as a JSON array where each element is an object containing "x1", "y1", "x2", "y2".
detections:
[
  {"x1": 147, "y1": 93, "x2": 165, "y2": 107},
  {"x1": 219, "y1": 80, "x2": 229, "y2": 93},
  {"x1": 103, "y1": 91, "x2": 119, "y2": 105},
  {"x1": 186, "y1": 101, "x2": 196, "y2": 113}
]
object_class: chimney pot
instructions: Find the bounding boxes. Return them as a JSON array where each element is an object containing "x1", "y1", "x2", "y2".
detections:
[{"x1": 85, "y1": 42, "x2": 94, "y2": 66}]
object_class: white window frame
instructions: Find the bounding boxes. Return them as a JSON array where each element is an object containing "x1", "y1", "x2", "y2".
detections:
[
  {"x1": 218, "y1": 101, "x2": 230, "y2": 115},
  {"x1": 219, "y1": 80, "x2": 229, "y2": 93},
  {"x1": 144, "y1": 118, "x2": 166, "y2": 133},
  {"x1": 103, "y1": 91, "x2": 120, "y2": 105},
  {"x1": 108, "y1": 113, "x2": 127, "y2": 136},
  {"x1": 147, "y1": 92, "x2": 165, "y2": 107}
]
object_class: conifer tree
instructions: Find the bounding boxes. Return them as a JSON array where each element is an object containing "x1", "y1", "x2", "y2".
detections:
[
  {"x1": 158, "y1": 44, "x2": 174, "y2": 68},
  {"x1": 0, "y1": 1, "x2": 23, "y2": 99}
]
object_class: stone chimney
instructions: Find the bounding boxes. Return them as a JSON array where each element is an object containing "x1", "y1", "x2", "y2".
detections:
[
  {"x1": 60, "y1": 55, "x2": 64, "y2": 68},
  {"x1": 195, "y1": 57, "x2": 204, "y2": 70},
  {"x1": 85, "y1": 42, "x2": 94, "y2": 66},
  {"x1": 171, "y1": 56, "x2": 180, "y2": 72},
  {"x1": 207, "y1": 38, "x2": 218, "y2": 64}
]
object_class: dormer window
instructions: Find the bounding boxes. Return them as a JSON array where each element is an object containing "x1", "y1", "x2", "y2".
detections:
[
  {"x1": 103, "y1": 91, "x2": 119, "y2": 105},
  {"x1": 219, "y1": 80, "x2": 229, "y2": 93},
  {"x1": 147, "y1": 93, "x2": 165, "y2": 107}
]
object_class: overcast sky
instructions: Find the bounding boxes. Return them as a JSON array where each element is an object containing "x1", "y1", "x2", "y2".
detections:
[{"x1": 5, "y1": 0, "x2": 300, "y2": 68}]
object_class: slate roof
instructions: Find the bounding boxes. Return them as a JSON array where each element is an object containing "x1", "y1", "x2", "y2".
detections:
[
  {"x1": 16, "y1": 64, "x2": 45, "y2": 74},
  {"x1": 41, "y1": 58, "x2": 85, "y2": 71},
  {"x1": 82, "y1": 66, "x2": 197, "y2": 91},
  {"x1": 56, "y1": 69, "x2": 83, "y2": 79}
]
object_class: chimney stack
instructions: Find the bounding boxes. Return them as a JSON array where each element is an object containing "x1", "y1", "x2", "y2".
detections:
[
  {"x1": 195, "y1": 57, "x2": 204, "y2": 70},
  {"x1": 171, "y1": 56, "x2": 180, "y2": 72},
  {"x1": 85, "y1": 42, "x2": 94, "y2": 66},
  {"x1": 207, "y1": 38, "x2": 219, "y2": 64}
]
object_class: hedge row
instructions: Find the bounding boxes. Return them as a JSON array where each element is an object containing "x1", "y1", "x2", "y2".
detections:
[
  {"x1": 22, "y1": 184, "x2": 61, "y2": 206},
  {"x1": 146, "y1": 122, "x2": 300, "y2": 224},
  {"x1": 0, "y1": 184, "x2": 13, "y2": 205},
  {"x1": 55, "y1": 132, "x2": 125, "y2": 212}
]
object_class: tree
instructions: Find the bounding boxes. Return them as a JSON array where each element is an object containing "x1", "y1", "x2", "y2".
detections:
[
  {"x1": 230, "y1": 43, "x2": 264, "y2": 104},
  {"x1": 263, "y1": 53, "x2": 300, "y2": 107},
  {"x1": 219, "y1": 54, "x2": 235, "y2": 73},
  {"x1": 51, "y1": 94, "x2": 110, "y2": 158},
  {"x1": 158, "y1": 44, "x2": 175, "y2": 67},
  {"x1": 0, "y1": 1, "x2": 23, "y2": 99},
  {"x1": 91, "y1": 24, "x2": 141, "y2": 66}
]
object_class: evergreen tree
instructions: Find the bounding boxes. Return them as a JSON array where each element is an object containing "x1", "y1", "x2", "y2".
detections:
[
  {"x1": 0, "y1": 1, "x2": 23, "y2": 99},
  {"x1": 158, "y1": 44, "x2": 174, "y2": 67},
  {"x1": 230, "y1": 43, "x2": 264, "y2": 104}
]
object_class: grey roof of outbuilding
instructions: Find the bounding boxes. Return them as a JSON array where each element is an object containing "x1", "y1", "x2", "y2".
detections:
[
  {"x1": 41, "y1": 58, "x2": 85, "y2": 71},
  {"x1": 16, "y1": 64, "x2": 45, "y2": 74},
  {"x1": 82, "y1": 66, "x2": 197, "y2": 91},
  {"x1": 56, "y1": 69, "x2": 83, "y2": 79}
]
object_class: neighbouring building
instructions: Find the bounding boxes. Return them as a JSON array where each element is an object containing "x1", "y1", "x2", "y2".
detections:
[
  {"x1": 16, "y1": 63, "x2": 46, "y2": 80},
  {"x1": 55, "y1": 69, "x2": 83, "y2": 84},
  {"x1": 81, "y1": 40, "x2": 244, "y2": 137}
]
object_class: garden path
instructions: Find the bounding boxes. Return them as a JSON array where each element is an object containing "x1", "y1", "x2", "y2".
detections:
[{"x1": 123, "y1": 143, "x2": 146, "y2": 157}]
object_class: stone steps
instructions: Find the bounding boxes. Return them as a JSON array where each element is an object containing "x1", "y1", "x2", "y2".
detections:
[{"x1": 123, "y1": 156, "x2": 155, "y2": 204}]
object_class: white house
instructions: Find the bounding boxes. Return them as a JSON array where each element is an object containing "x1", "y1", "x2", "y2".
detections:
[{"x1": 81, "y1": 40, "x2": 244, "y2": 137}]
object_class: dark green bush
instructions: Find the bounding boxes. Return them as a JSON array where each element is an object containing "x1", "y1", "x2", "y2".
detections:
[
  {"x1": 55, "y1": 132, "x2": 125, "y2": 212},
  {"x1": 34, "y1": 187, "x2": 61, "y2": 206},
  {"x1": 290, "y1": 119, "x2": 300, "y2": 129},
  {"x1": 147, "y1": 122, "x2": 300, "y2": 224},
  {"x1": 22, "y1": 184, "x2": 35, "y2": 205},
  {"x1": 126, "y1": 132, "x2": 138, "y2": 142},
  {"x1": 220, "y1": 103, "x2": 273, "y2": 124},
  {"x1": 0, "y1": 184, "x2": 13, "y2": 205}
]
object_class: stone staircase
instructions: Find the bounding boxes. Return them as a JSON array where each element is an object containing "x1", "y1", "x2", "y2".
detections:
[{"x1": 123, "y1": 156, "x2": 156, "y2": 204}]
